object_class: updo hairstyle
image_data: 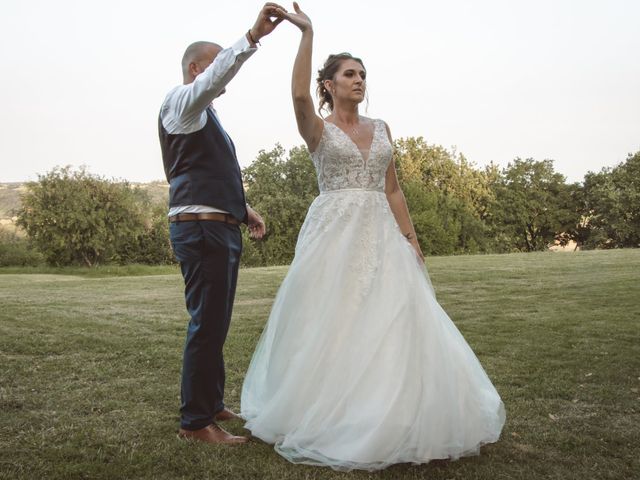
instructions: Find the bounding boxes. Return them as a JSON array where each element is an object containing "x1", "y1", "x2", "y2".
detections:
[{"x1": 316, "y1": 53, "x2": 366, "y2": 115}]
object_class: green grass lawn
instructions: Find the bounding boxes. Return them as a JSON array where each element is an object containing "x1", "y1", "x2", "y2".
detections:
[{"x1": 1, "y1": 250, "x2": 639, "y2": 480}]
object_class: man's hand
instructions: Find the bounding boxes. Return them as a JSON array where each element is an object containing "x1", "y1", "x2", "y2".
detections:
[
  {"x1": 246, "y1": 205, "x2": 266, "y2": 239},
  {"x1": 249, "y1": 3, "x2": 287, "y2": 43}
]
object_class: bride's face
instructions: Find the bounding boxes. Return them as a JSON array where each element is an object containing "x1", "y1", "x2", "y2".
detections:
[{"x1": 325, "y1": 59, "x2": 367, "y2": 105}]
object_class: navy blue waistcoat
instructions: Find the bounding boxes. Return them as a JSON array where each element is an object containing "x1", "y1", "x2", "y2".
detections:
[{"x1": 159, "y1": 110, "x2": 247, "y2": 223}]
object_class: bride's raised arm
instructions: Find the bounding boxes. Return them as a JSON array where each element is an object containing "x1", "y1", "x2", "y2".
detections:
[{"x1": 277, "y1": 2, "x2": 323, "y2": 151}]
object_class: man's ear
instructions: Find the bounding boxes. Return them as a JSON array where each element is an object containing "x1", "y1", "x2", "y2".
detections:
[{"x1": 189, "y1": 62, "x2": 200, "y2": 77}]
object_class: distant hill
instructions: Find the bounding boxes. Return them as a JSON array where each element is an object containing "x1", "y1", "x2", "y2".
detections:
[
  {"x1": 0, "y1": 183, "x2": 26, "y2": 219},
  {"x1": 134, "y1": 181, "x2": 170, "y2": 206},
  {"x1": 0, "y1": 181, "x2": 169, "y2": 224}
]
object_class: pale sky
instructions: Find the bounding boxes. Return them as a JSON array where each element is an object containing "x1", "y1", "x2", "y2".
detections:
[{"x1": 1, "y1": 0, "x2": 639, "y2": 184}]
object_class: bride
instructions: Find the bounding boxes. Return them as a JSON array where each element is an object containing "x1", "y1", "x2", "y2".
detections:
[{"x1": 241, "y1": 2, "x2": 505, "y2": 471}]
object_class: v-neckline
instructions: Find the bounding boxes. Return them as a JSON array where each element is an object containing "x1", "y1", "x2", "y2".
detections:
[{"x1": 325, "y1": 119, "x2": 377, "y2": 167}]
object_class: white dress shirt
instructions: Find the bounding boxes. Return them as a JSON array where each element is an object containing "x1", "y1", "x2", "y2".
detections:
[{"x1": 160, "y1": 35, "x2": 257, "y2": 216}]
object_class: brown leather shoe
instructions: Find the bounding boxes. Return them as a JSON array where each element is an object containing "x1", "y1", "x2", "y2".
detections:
[
  {"x1": 177, "y1": 423, "x2": 248, "y2": 444},
  {"x1": 214, "y1": 408, "x2": 241, "y2": 422}
]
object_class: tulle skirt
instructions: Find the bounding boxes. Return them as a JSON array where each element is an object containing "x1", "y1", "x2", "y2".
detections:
[{"x1": 241, "y1": 189, "x2": 505, "y2": 471}]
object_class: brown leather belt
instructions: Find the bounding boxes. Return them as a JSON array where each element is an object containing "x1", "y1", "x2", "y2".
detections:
[{"x1": 169, "y1": 212, "x2": 241, "y2": 225}]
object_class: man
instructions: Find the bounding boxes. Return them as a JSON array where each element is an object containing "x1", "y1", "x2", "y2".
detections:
[{"x1": 158, "y1": 3, "x2": 284, "y2": 444}]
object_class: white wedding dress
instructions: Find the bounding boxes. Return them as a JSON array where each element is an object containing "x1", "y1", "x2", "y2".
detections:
[{"x1": 241, "y1": 119, "x2": 505, "y2": 471}]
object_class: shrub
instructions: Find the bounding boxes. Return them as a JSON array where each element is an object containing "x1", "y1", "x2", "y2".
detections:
[{"x1": 0, "y1": 229, "x2": 43, "y2": 267}]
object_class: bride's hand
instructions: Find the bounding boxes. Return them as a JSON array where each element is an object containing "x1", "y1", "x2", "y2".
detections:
[
  {"x1": 410, "y1": 238, "x2": 425, "y2": 264},
  {"x1": 278, "y1": 2, "x2": 312, "y2": 32}
]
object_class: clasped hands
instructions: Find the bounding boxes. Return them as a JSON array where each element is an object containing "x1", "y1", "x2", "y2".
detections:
[{"x1": 248, "y1": 2, "x2": 311, "y2": 44}]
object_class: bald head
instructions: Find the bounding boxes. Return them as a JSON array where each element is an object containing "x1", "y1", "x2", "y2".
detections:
[{"x1": 181, "y1": 41, "x2": 222, "y2": 84}]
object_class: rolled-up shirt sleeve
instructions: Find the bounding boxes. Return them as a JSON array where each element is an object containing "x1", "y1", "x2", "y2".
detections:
[{"x1": 161, "y1": 35, "x2": 257, "y2": 134}]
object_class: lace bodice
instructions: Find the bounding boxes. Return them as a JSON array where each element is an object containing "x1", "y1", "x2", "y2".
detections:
[{"x1": 311, "y1": 119, "x2": 393, "y2": 192}]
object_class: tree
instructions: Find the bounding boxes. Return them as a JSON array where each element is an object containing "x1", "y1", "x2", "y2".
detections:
[
  {"x1": 401, "y1": 180, "x2": 464, "y2": 255},
  {"x1": 557, "y1": 182, "x2": 591, "y2": 250},
  {"x1": 17, "y1": 167, "x2": 147, "y2": 266},
  {"x1": 490, "y1": 158, "x2": 578, "y2": 252},
  {"x1": 241, "y1": 145, "x2": 319, "y2": 266},
  {"x1": 115, "y1": 202, "x2": 175, "y2": 265},
  {"x1": 394, "y1": 138, "x2": 496, "y2": 219},
  {"x1": 394, "y1": 137, "x2": 495, "y2": 254},
  {"x1": 580, "y1": 151, "x2": 640, "y2": 248}
]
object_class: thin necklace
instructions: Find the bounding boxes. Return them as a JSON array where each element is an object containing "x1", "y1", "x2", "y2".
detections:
[{"x1": 338, "y1": 116, "x2": 362, "y2": 136}]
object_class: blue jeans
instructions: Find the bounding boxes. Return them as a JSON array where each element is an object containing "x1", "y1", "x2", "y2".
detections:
[{"x1": 170, "y1": 220, "x2": 242, "y2": 430}]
